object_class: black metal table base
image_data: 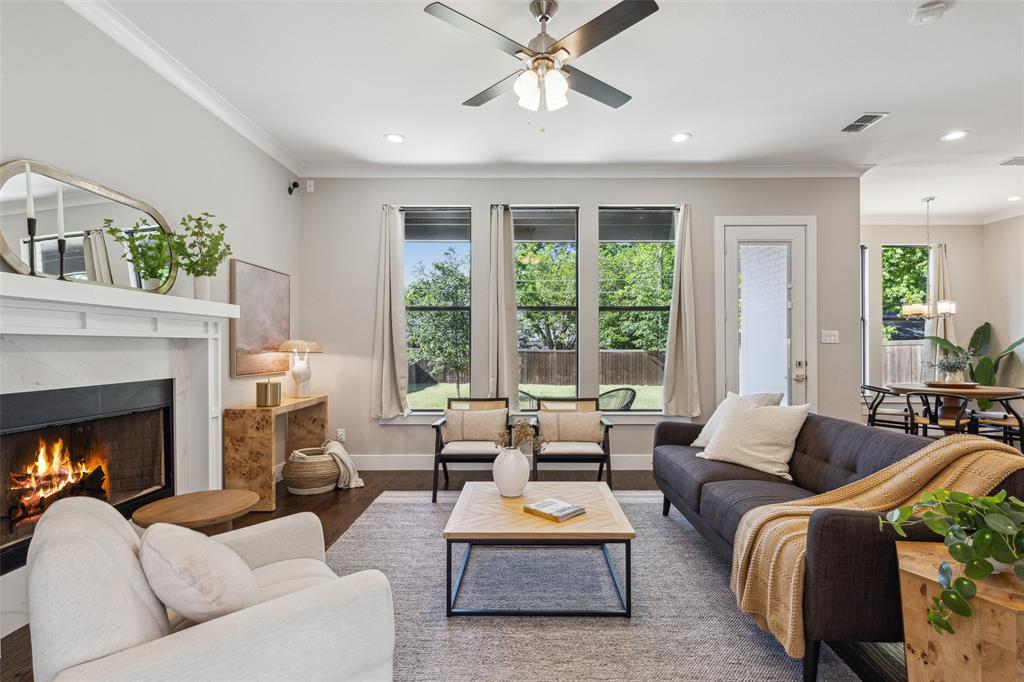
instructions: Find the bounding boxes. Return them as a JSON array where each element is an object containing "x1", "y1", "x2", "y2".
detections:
[{"x1": 446, "y1": 539, "x2": 631, "y2": 617}]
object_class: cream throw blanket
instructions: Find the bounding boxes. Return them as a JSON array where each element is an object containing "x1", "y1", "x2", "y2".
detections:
[{"x1": 730, "y1": 434, "x2": 1024, "y2": 658}]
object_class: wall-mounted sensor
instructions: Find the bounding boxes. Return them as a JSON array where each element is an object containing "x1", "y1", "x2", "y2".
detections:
[{"x1": 287, "y1": 181, "x2": 300, "y2": 195}]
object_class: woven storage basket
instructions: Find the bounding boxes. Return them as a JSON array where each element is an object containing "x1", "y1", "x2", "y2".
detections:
[{"x1": 282, "y1": 447, "x2": 340, "y2": 495}]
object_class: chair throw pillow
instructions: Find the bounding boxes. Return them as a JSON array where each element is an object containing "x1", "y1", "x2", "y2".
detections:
[
  {"x1": 442, "y1": 408, "x2": 508, "y2": 443},
  {"x1": 139, "y1": 523, "x2": 258, "y2": 623},
  {"x1": 690, "y1": 391, "x2": 785, "y2": 447},
  {"x1": 696, "y1": 400, "x2": 810, "y2": 481},
  {"x1": 538, "y1": 410, "x2": 603, "y2": 443}
]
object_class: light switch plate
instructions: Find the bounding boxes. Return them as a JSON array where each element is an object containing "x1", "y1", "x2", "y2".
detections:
[
  {"x1": 306, "y1": 180, "x2": 315, "y2": 193},
  {"x1": 820, "y1": 330, "x2": 840, "y2": 344}
]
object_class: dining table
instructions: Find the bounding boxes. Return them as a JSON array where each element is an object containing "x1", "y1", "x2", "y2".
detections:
[{"x1": 887, "y1": 382, "x2": 1023, "y2": 434}]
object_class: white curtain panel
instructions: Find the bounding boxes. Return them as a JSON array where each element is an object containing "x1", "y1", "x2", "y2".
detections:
[
  {"x1": 370, "y1": 204, "x2": 410, "y2": 418},
  {"x1": 662, "y1": 204, "x2": 701, "y2": 417},
  {"x1": 924, "y1": 243, "x2": 957, "y2": 364},
  {"x1": 487, "y1": 204, "x2": 520, "y2": 411}
]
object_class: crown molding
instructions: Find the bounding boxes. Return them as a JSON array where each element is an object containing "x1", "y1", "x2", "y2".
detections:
[
  {"x1": 65, "y1": 0, "x2": 302, "y2": 176},
  {"x1": 299, "y1": 162, "x2": 874, "y2": 180},
  {"x1": 860, "y1": 215, "x2": 986, "y2": 227},
  {"x1": 981, "y1": 205, "x2": 1024, "y2": 226}
]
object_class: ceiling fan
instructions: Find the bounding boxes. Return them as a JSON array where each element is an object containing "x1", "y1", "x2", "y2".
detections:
[{"x1": 424, "y1": 0, "x2": 659, "y2": 112}]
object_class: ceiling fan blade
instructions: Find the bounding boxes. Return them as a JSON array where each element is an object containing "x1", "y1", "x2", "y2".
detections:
[
  {"x1": 463, "y1": 71, "x2": 522, "y2": 106},
  {"x1": 562, "y1": 65, "x2": 631, "y2": 108},
  {"x1": 424, "y1": 2, "x2": 534, "y2": 59},
  {"x1": 550, "y1": 1, "x2": 659, "y2": 60}
]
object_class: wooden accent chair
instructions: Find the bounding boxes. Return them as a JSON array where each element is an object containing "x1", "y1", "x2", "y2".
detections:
[
  {"x1": 532, "y1": 397, "x2": 614, "y2": 488},
  {"x1": 904, "y1": 391, "x2": 973, "y2": 438},
  {"x1": 431, "y1": 397, "x2": 510, "y2": 502},
  {"x1": 860, "y1": 384, "x2": 910, "y2": 432}
]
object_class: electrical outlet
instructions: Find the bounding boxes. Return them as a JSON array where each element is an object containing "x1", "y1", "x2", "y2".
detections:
[
  {"x1": 336, "y1": 428, "x2": 346, "y2": 443},
  {"x1": 306, "y1": 179, "x2": 315, "y2": 193}
]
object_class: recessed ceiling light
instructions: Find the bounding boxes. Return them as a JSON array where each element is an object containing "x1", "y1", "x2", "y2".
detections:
[
  {"x1": 671, "y1": 132, "x2": 692, "y2": 143},
  {"x1": 383, "y1": 133, "x2": 406, "y2": 144},
  {"x1": 940, "y1": 129, "x2": 970, "y2": 141},
  {"x1": 1009, "y1": 196, "x2": 1023, "y2": 202},
  {"x1": 911, "y1": 1, "x2": 946, "y2": 26}
]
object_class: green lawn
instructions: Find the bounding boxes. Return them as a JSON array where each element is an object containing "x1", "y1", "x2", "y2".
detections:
[{"x1": 407, "y1": 382, "x2": 663, "y2": 411}]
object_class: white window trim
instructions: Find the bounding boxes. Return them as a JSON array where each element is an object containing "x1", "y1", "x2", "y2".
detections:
[{"x1": 713, "y1": 216, "x2": 818, "y2": 411}]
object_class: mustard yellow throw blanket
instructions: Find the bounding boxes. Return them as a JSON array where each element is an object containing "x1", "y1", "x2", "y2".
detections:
[{"x1": 730, "y1": 434, "x2": 1024, "y2": 658}]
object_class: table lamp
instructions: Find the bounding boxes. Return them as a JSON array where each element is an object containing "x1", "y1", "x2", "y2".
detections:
[{"x1": 278, "y1": 339, "x2": 321, "y2": 397}]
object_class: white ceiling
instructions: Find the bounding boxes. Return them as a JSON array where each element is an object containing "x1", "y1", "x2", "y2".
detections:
[{"x1": 96, "y1": 0, "x2": 1024, "y2": 223}]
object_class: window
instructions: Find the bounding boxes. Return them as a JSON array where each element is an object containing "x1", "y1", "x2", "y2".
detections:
[
  {"x1": 598, "y1": 207, "x2": 677, "y2": 411},
  {"x1": 512, "y1": 207, "x2": 578, "y2": 407},
  {"x1": 880, "y1": 245, "x2": 929, "y2": 384},
  {"x1": 403, "y1": 207, "x2": 471, "y2": 411}
]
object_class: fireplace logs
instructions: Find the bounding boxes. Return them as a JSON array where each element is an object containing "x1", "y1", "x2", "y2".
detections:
[{"x1": 5, "y1": 438, "x2": 108, "y2": 530}]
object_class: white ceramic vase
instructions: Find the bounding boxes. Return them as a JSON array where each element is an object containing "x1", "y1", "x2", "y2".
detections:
[
  {"x1": 193, "y1": 275, "x2": 210, "y2": 300},
  {"x1": 143, "y1": 277, "x2": 162, "y2": 292},
  {"x1": 492, "y1": 447, "x2": 530, "y2": 497}
]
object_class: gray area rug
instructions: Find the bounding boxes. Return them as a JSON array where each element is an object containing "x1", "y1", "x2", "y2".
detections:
[{"x1": 325, "y1": 490, "x2": 858, "y2": 681}]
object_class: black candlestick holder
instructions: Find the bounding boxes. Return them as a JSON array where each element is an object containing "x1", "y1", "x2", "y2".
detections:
[
  {"x1": 26, "y1": 217, "x2": 38, "y2": 276},
  {"x1": 57, "y1": 237, "x2": 68, "y2": 281}
]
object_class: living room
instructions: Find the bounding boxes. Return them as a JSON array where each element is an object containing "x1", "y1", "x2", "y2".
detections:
[{"x1": 1, "y1": 1, "x2": 1022, "y2": 681}]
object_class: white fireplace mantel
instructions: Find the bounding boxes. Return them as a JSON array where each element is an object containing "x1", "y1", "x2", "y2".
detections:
[{"x1": 1, "y1": 272, "x2": 240, "y2": 636}]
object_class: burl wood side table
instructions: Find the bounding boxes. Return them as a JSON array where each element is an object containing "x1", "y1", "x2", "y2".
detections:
[
  {"x1": 132, "y1": 489, "x2": 260, "y2": 535},
  {"x1": 223, "y1": 394, "x2": 328, "y2": 511}
]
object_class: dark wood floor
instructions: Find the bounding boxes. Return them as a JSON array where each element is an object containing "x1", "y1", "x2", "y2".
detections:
[{"x1": 0, "y1": 470, "x2": 657, "y2": 682}]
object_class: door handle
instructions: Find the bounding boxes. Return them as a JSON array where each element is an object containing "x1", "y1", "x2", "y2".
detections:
[{"x1": 793, "y1": 374, "x2": 807, "y2": 383}]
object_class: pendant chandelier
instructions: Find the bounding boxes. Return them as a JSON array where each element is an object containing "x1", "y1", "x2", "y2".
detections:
[{"x1": 900, "y1": 196, "x2": 956, "y2": 320}]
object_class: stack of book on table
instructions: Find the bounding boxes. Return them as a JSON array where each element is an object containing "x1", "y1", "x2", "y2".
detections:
[{"x1": 523, "y1": 498, "x2": 586, "y2": 522}]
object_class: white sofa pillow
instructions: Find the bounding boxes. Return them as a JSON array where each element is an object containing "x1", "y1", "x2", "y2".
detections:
[
  {"x1": 140, "y1": 523, "x2": 258, "y2": 623},
  {"x1": 696, "y1": 399, "x2": 810, "y2": 480},
  {"x1": 442, "y1": 408, "x2": 508, "y2": 443},
  {"x1": 690, "y1": 391, "x2": 785, "y2": 447}
]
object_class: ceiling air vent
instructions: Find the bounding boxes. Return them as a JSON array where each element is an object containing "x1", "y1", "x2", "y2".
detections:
[
  {"x1": 842, "y1": 112, "x2": 890, "y2": 133},
  {"x1": 998, "y1": 157, "x2": 1024, "y2": 167}
]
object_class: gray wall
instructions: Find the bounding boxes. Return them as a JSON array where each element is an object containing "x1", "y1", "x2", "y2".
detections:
[
  {"x1": 0, "y1": 0, "x2": 302, "y2": 409},
  {"x1": 300, "y1": 177, "x2": 862, "y2": 461}
]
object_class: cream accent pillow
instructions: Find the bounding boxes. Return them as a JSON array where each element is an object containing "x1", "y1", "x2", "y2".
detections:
[
  {"x1": 690, "y1": 391, "x2": 785, "y2": 447},
  {"x1": 538, "y1": 410, "x2": 603, "y2": 443},
  {"x1": 139, "y1": 523, "x2": 258, "y2": 623},
  {"x1": 442, "y1": 408, "x2": 508, "y2": 443},
  {"x1": 696, "y1": 399, "x2": 810, "y2": 480}
]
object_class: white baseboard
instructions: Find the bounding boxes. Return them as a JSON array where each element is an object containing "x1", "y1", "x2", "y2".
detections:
[{"x1": 348, "y1": 453, "x2": 652, "y2": 471}]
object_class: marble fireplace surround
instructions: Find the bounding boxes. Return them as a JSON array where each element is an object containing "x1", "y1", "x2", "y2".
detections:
[{"x1": 0, "y1": 272, "x2": 239, "y2": 636}]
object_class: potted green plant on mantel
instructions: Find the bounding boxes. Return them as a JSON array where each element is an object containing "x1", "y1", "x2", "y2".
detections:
[
  {"x1": 105, "y1": 218, "x2": 173, "y2": 291},
  {"x1": 881, "y1": 488, "x2": 1024, "y2": 634},
  {"x1": 170, "y1": 212, "x2": 233, "y2": 300}
]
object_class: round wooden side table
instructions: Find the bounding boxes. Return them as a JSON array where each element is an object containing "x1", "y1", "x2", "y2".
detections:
[{"x1": 132, "y1": 489, "x2": 260, "y2": 536}]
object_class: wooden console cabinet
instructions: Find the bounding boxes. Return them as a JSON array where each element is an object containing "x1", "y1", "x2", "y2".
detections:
[{"x1": 223, "y1": 394, "x2": 328, "y2": 511}]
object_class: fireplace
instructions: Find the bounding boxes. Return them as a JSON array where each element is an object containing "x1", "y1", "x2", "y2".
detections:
[{"x1": 1, "y1": 380, "x2": 174, "y2": 573}]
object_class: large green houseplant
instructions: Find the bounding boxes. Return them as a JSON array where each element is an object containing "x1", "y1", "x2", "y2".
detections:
[
  {"x1": 881, "y1": 488, "x2": 1024, "y2": 634},
  {"x1": 926, "y1": 322, "x2": 1024, "y2": 408}
]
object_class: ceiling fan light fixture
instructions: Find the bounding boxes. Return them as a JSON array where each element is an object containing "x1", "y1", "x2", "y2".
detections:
[
  {"x1": 543, "y1": 69, "x2": 569, "y2": 111},
  {"x1": 514, "y1": 69, "x2": 541, "y2": 111}
]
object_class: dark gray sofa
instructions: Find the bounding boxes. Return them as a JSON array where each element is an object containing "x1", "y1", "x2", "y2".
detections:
[{"x1": 653, "y1": 414, "x2": 1024, "y2": 682}]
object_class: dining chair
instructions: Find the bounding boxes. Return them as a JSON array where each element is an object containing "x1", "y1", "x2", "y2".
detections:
[
  {"x1": 860, "y1": 384, "x2": 910, "y2": 432},
  {"x1": 973, "y1": 392, "x2": 1024, "y2": 448},
  {"x1": 518, "y1": 389, "x2": 539, "y2": 411},
  {"x1": 431, "y1": 397, "x2": 510, "y2": 502},
  {"x1": 532, "y1": 397, "x2": 613, "y2": 488},
  {"x1": 903, "y1": 391, "x2": 974, "y2": 438}
]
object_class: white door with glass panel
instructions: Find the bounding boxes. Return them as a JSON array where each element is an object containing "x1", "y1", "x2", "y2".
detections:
[{"x1": 717, "y1": 220, "x2": 815, "y2": 407}]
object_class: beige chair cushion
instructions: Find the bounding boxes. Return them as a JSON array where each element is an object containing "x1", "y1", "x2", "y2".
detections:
[
  {"x1": 539, "y1": 441, "x2": 605, "y2": 455},
  {"x1": 442, "y1": 407, "x2": 508, "y2": 443},
  {"x1": 140, "y1": 523, "x2": 258, "y2": 623},
  {"x1": 441, "y1": 441, "x2": 501, "y2": 455},
  {"x1": 538, "y1": 410, "x2": 603, "y2": 443}
]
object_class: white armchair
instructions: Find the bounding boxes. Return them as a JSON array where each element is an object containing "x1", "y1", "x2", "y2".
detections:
[{"x1": 27, "y1": 497, "x2": 394, "y2": 682}]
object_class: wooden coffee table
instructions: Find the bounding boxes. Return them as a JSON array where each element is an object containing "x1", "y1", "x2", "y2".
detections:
[
  {"x1": 442, "y1": 481, "x2": 635, "y2": 617},
  {"x1": 132, "y1": 489, "x2": 260, "y2": 535}
]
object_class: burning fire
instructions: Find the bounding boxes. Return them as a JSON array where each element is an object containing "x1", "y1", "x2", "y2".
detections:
[{"x1": 8, "y1": 438, "x2": 108, "y2": 525}]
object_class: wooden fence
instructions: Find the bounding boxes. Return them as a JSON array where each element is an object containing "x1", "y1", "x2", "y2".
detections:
[
  {"x1": 882, "y1": 340, "x2": 923, "y2": 384},
  {"x1": 411, "y1": 349, "x2": 666, "y2": 386}
]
